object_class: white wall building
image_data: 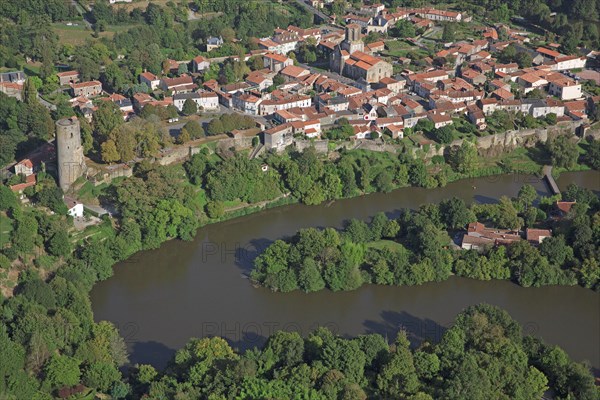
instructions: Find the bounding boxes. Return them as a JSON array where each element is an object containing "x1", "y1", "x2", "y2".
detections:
[
  {"x1": 548, "y1": 79, "x2": 582, "y2": 100},
  {"x1": 173, "y1": 92, "x2": 219, "y2": 111},
  {"x1": 65, "y1": 197, "x2": 84, "y2": 218}
]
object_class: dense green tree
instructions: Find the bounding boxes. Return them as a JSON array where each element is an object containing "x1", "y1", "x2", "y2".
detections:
[
  {"x1": 297, "y1": 258, "x2": 325, "y2": 292},
  {"x1": 374, "y1": 170, "x2": 394, "y2": 193},
  {"x1": 393, "y1": 20, "x2": 416, "y2": 38},
  {"x1": 517, "y1": 184, "x2": 538, "y2": 209},
  {"x1": 441, "y1": 23, "x2": 456, "y2": 42},
  {"x1": 450, "y1": 141, "x2": 479, "y2": 174},
  {"x1": 206, "y1": 200, "x2": 224, "y2": 219},
  {"x1": 183, "y1": 120, "x2": 204, "y2": 139},
  {"x1": 344, "y1": 219, "x2": 373, "y2": 243},
  {"x1": 35, "y1": 186, "x2": 67, "y2": 214},
  {"x1": 539, "y1": 235, "x2": 573, "y2": 267},
  {"x1": 431, "y1": 125, "x2": 454, "y2": 144},
  {"x1": 47, "y1": 230, "x2": 72, "y2": 257},
  {"x1": 377, "y1": 332, "x2": 420, "y2": 397},
  {"x1": 94, "y1": 101, "x2": 123, "y2": 140},
  {"x1": 0, "y1": 185, "x2": 18, "y2": 210},
  {"x1": 439, "y1": 197, "x2": 475, "y2": 229},
  {"x1": 495, "y1": 196, "x2": 523, "y2": 230},
  {"x1": 182, "y1": 98, "x2": 198, "y2": 115},
  {"x1": 83, "y1": 362, "x2": 122, "y2": 392},
  {"x1": 184, "y1": 151, "x2": 210, "y2": 185},
  {"x1": 44, "y1": 354, "x2": 81, "y2": 388},
  {"x1": 12, "y1": 214, "x2": 39, "y2": 255},
  {"x1": 583, "y1": 139, "x2": 600, "y2": 169},
  {"x1": 547, "y1": 136, "x2": 579, "y2": 169}
]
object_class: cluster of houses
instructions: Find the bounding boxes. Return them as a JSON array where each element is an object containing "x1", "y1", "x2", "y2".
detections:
[
  {"x1": 1, "y1": 3, "x2": 597, "y2": 157},
  {"x1": 460, "y1": 201, "x2": 576, "y2": 251}
]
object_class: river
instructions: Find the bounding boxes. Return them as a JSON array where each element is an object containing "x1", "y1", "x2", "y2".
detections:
[{"x1": 91, "y1": 171, "x2": 600, "y2": 371}]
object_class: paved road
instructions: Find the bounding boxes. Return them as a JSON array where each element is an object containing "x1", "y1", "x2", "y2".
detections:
[
  {"x1": 37, "y1": 94, "x2": 57, "y2": 111},
  {"x1": 83, "y1": 203, "x2": 118, "y2": 217},
  {"x1": 291, "y1": 0, "x2": 330, "y2": 23}
]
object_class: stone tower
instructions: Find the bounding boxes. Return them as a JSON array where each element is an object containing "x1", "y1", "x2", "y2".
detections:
[
  {"x1": 56, "y1": 116, "x2": 85, "y2": 192},
  {"x1": 341, "y1": 24, "x2": 364, "y2": 54}
]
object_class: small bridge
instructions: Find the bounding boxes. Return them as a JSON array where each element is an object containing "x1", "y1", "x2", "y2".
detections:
[{"x1": 542, "y1": 165, "x2": 560, "y2": 195}]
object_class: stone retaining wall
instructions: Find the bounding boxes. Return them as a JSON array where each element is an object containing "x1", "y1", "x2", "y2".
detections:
[{"x1": 417, "y1": 121, "x2": 584, "y2": 159}]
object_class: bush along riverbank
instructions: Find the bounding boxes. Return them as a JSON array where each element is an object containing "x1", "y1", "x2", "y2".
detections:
[{"x1": 251, "y1": 184, "x2": 600, "y2": 292}]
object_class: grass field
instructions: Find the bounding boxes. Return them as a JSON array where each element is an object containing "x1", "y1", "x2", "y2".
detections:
[
  {"x1": 366, "y1": 240, "x2": 406, "y2": 251},
  {"x1": 383, "y1": 40, "x2": 429, "y2": 58},
  {"x1": 194, "y1": 188, "x2": 208, "y2": 209},
  {"x1": 484, "y1": 147, "x2": 546, "y2": 175},
  {"x1": 112, "y1": 0, "x2": 170, "y2": 12},
  {"x1": 71, "y1": 220, "x2": 115, "y2": 245},
  {"x1": 52, "y1": 23, "x2": 138, "y2": 46},
  {"x1": 0, "y1": 214, "x2": 13, "y2": 248}
]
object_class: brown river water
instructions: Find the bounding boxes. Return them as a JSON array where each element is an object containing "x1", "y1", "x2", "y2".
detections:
[{"x1": 91, "y1": 171, "x2": 600, "y2": 371}]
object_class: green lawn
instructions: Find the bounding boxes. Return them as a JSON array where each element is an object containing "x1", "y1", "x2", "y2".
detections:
[
  {"x1": 77, "y1": 181, "x2": 110, "y2": 203},
  {"x1": 367, "y1": 240, "x2": 406, "y2": 251},
  {"x1": 0, "y1": 214, "x2": 13, "y2": 247},
  {"x1": 23, "y1": 64, "x2": 40, "y2": 77},
  {"x1": 383, "y1": 40, "x2": 429, "y2": 58},
  {"x1": 484, "y1": 147, "x2": 545, "y2": 175},
  {"x1": 71, "y1": 220, "x2": 115, "y2": 245},
  {"x1": 192, "y1": 187, "x2": 208, "y2": 209},
  {"x1": 52, "y1": 23, "x2": 141, "y2": 46},
  {"x1": 224, "y1": 199, "x2": 243, "y2": 209}
]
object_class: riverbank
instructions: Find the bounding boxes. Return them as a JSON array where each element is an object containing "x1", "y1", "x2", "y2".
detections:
[
  {"x1": 91, "y1": 171, "x2": 600, "y2": 370},
  {"x1": 201, "y1": 152, "x2": 584, "y2": 228}
]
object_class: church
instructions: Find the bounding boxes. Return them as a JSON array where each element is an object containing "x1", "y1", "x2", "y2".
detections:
[{"x1": 330, "y1": 24, "x2": 393, "y2": 83}]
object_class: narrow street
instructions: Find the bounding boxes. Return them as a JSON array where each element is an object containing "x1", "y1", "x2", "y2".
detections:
[
  {"x1": 37, "y1": 94, "x2": 57, "y2": 111},
  {"x1": 71, "y1": 0, "x2": 93, "y2": 29},
  {"x1": 290, "y1": 0, "x2": 330, "y2": 24}
]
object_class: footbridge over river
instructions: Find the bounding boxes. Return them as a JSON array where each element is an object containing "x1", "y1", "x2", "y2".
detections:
[{"x1": 543, "y1": 165, "x2": 561, "y2": 195}]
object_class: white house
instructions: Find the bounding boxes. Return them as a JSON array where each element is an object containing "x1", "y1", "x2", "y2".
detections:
[
  {"x1": 550, "y1": 56, "x2": 586, "y2": 71},
  {"x1": 232, "y1": 92, "x2": 263, "y2": 115},
  {"x1": 517, "y1": 73, "x2": 548, "y2": 94},
  {"x1": 65, "y1": 197, "x2": 84, "y2": 218},
  {"x1": 264, "y1": 123, "x2": 294, "y2": 151},
  {"x1": 192, "y1": 56, "x2": 210, "y2": 73},
  {"x1": 259, "y1": 95, "x2": 311, "y2": 116},
  {"x1": 14, "y1": 159, "x2": 34, "y2": 176},
  {"x1": 428, "y1": 112, "x2": 453, "y2": 129},
  {"x1": 197, "y1": 92, "x2": 219, "y2": 110},
  {"x1": 415, "y1": 8, "x2": 462, "y2": 22},
  {"x1": 173, "y1": 92, "x2": 218, "y2": 111},
  {"x1": 523, "y1": 99, "x2": 565, "y2": 118},
  {"x1": 548, "y1": 76, "x2": 582, "y2": 101},
  {"x1": 139, "y1": 71, "x2": 160, "y2": 91}
]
